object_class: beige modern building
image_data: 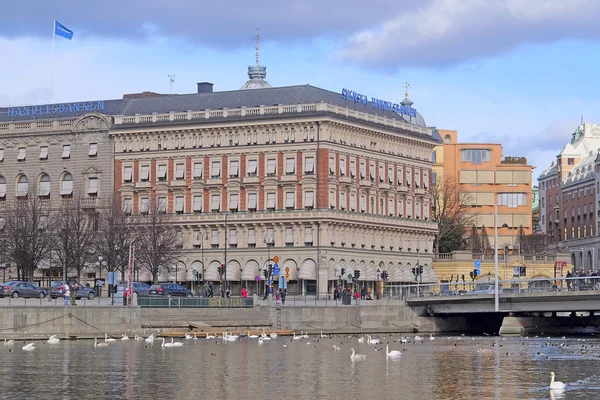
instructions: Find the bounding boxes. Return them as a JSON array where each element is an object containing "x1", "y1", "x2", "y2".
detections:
[{"x1": 0, "y1": 64, "x2": 440, "y2": 296}]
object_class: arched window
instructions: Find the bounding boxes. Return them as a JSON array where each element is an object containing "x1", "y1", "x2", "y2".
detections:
[
  {"x1": 17, "y1": 175, "x2": 28, "y2": 197},
  {"x1": 39, "y1": 174, "x2": 51, "y2": 197},
  {"x1": 0, "y1": 175, "x2": 6, "y2": 199},
  {"x1": 444, "y1": 134, "x2": 451, "y2": 144},
  {"x1": 60, "y1": 173, "x2": 73, "y2": 197}
]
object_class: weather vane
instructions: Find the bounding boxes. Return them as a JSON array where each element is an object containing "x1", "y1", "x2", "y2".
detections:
[
  {"x1": 403, "y1": 81, "x2": 411, "y2": 98},
  {"x1": 254, "y1": 29, "x2": 260, "y2": 69}
]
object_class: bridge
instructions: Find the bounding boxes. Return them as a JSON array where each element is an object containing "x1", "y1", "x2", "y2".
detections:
[{"x1": 401, "y1": 277, "x2": 600, "y2": 335}]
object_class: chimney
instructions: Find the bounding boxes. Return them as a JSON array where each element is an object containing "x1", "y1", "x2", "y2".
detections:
[{"x1": 197, "y1": 82, "x2": 214, "y2": 93}]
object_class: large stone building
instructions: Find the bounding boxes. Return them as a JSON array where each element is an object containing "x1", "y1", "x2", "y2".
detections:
[
  {"x1": 0, "y1": 65, "x2": 439, "y2": 296},
  {"x1": 433, "y1": 129, "x2": 534, "y2": 250},
  {"x1": 538, "y1": 122, "x2": 600, "y2": 272}
]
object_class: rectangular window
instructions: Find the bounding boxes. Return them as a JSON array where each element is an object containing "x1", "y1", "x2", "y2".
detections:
[
  {"x1": 175, "y1": 163, "x2": 185, "y2": 180},
  {"x1": 39, "y1": 146, "x2": 48, "y2": 160},
  {"x1": 329, "y1": 157, "x2": 335, "y2": 175},
  {"x1": 304, "y1": 226, "x2": 313, "y2": 245},
  {"x1": 267, "y1": 192, "x2": 276, "y2": 210},
  {"x1": 285, "y1": 192, "x2": 295, "y2": 209},
  {"x1": 351, "y1": 193, "x2": 356, "y2": 211},
  {"x1": 193, "y1": 162, "x2": 203, "y2": 179},
  {"x1": 304, "y1": 191, "x2": 314, "y2": 209},
  {"x1": 285, "y1": 157, "x2": 295, "y2": 175},
  {"x1": 497, "y1": 193, "x2": 527, "y2": 208},
  {"x1": 304, "y1": 157, "x2": 315, "y2": 174},
  {"x1": 285, "y1": 227, "x2": 294, "y2": 246},
  {"x1": 266, "y1": 228, "x2": 275, "y2": 246},
  {"x1": 229, "y1": 193, "x2": 239, "y2": 211},
  {"x1": 360, "y1": 195, "x2": 366, "y2": 212},
  {"x1": 340, "y1": 158, "x2": 346, "y2": 176},
  {"x1": 140, "y1": 165, "x2": 150, "y2": 181},
  {"x1": 62, "y1": 144, "x2": 71, "y2": 159},
  {"x1": 350, "y1": 159, "x2": 356, "y2": 177},
  {"x1": 248, "y1": 193, "x2": 257, "y2": 211},
  {"x1": 423, "y1": 171, "x2": 429, "y2": 188},
  {"x1": 211, "y1": 161, "x2": 221, "y2": 178},
  {"x1": 360, "y1": 162, "x2": 366, "y2": 179},
  {"x1": 193, "y1": 230, "x2": 202, "y2": 248},
  {"x1": 158, "y1": 197, "x2": 167, "y2": 213},
  {"x1": 405, "y1": 168, "x2": 412, "y2": 186},
  {"x1": 158, "y1": 164, "x2": 167, "y2": 181},
  {"x1": 379, "y1": 165, "x2": 384, "y2": 182},
  {"x1": 88, "y1": 143, "x2": 98, "y2": 157},
  {"x1": 229, "y1": 160, "x2": 239, "y2": 177},
  {"x1": 193, "y1": 195, "x2": 202, "y2": 214},
  {"x1": 88, "y1": 178, "x2": 98, "y2": 194},
  {"x1": 211, "y1": 194, "x2": 220, "y2": 211},
  {"x1": 388, "y1": 166, "x2": 393, "y2": 184},
  {"x1": 140, "y1": 197, "x2": 149, "y2": 214},
  {"x1": 329, "y1": 191, "x2": 336, "y2": 208},
  {"x1": 388, "y1": 198, "x2": 394, "y2": 216},
  {"x1": 248, "y1": 228, "x2": 256, "y2": 246},
  {"x1": 0, "y1": 148, "x2": 4, "y2": 162},
  {"x1": 175, "y1": 196, "x2": 184, "y2": 214},
  {"x1": 397, "y1": 166, "x2": 403, "y2": 185},
  {"x1": 340, "y1": 192, "x2": 346, "y2": 209},
  {"x1": 461, "y1": 149, "x2": 491, "y2": 164},
  {"x1": 415, "y1": 169, "x2": 420, "y2": 188},
  {"x1": 369, "y1": 162, "x2": 375, "y2": 181},
  {"x1": 17, "y1": 147, "x2": 26, "y2": 161},
  {"x1": 123, "y1": 166, "x2": 133, "y2": 183},
  {"x1": 229, "y1": 229, "x2": 238, "y2": 247},
  {"x1": 123, "y1": 198, "x2": 132, "y2": 214},
  {"x1": 211, "y1": 229, "x2": 219, "y2": 246},
  {"x1": 267, "y1": 158, "x2": 276, "y2": 176},
  {"x1": 247, "y1": 159, "x2": 258, "y2": 176}
]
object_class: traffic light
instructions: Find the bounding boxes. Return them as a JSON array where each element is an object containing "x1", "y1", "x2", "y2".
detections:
[
  {"x1": 268, "y1": 264, "x2": 273, "y2": 276},
  {"x1": 461, "y1": 274, "x2": 465, "y2": 282},
  {"x1": 419, "y1": 266, "x2": 423, "y2": 275},
  {"x1": 285, "y1": 267, "x2": 290, "y2": 280},
  {"x1": 412, "y1": 267, "x2": 416, "y2": 275},
  {"x1": 473, "y1": 268, "x2": 478, "y2": 277},
  {"x1": 341, "y1": 268, "x2": 346, "y2": 277},
  {"x1": 381, "y1": 271, "x2": 389, "y2": 281},
  {"x1": 263, "y1": 269, "x2": 268, "y2": 279},
  {"x1": 469, "y1": 271, "x2": 474, "y2": 280},
  {"x1": 353, "y1": 269, "x2": 360, "y2": 280}
]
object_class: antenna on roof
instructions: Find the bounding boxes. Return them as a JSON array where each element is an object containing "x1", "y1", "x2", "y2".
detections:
[
  {"x1": 403, "y1": 81, "x2": 411, "y2": 98},
  {"x1": 254, "y1": 29, "x2": 261, "y2": 70},
  {"x1": 168, "y1": 75, "x2": 175, "y2": 94}
]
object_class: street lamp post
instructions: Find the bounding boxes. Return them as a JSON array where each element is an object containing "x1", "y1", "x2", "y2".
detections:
[
  {"x1": 221, "y1": 212, "x2": 229, "y2": 298},
  {"x1": 494, "y1": 203, "x2": 499, "y2": 312},
  {"x1": 265, "y1": 234, "x2": 274, "y2": 297}
]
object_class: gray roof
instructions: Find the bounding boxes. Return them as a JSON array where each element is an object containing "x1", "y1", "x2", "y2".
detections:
[{"x1": 0, "y1": 84, "x2": 428, "y2": 127}]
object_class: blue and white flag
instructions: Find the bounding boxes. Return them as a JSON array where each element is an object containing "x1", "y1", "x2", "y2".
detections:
[{"x1": 54, "y1": 21, "x2": 73, "y2": 40}]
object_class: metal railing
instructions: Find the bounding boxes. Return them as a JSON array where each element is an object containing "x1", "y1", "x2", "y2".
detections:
[
  {"x1": 398, "y1": 277, "x2": 600, "y2": 299},
  {"x1": 138, "y1": 296, "x2": 254, "y2": 308}
]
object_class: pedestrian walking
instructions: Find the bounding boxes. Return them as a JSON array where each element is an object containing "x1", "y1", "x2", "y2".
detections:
[
  {"x1": 275, "y1": 289, "x2": 281, "y2": 305},
  {"x1": 333, "y1": 287, "x2": 339, "y2": 301},
  {"x1": 241, "y1": 287, "x2": 248, "y2": 298},
  {"x1": 226, "y1": 286, "x2": 231, "y2": 298},
  {"x1": 209, "y1": 282, "x2": 214, "y2": 298},
  {"x1": 281, "y1": 288, "x2": 286, "y2": 305},
  {"x1": 63, "y1": 283, "x2": 70, "y2": 307},
  {"x1": 566, "y1": 271, "x2": 572, "y2": 291},
  {"x1": 203, "y1": 282, "x2": 209, "y2": 297}
]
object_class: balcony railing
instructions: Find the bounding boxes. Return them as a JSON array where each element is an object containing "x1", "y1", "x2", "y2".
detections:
[{"x1": 434, "y1": 251, "x2": 562, "y2": 264}]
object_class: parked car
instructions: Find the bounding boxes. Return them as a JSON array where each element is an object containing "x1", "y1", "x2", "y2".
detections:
[
  {"x1": 118, "y1": 282, "x2": 151, "y2": 296},
  {"x1": 468, "y1": 284, "x2": 495, "y2": 295},
  {"x1": 0, "y1": 281, "x2": 47, "y2": 299},
  {"x1": 148, "y1": 283, "x2": 193, "y2": 297},
  {"x1": 50, "y1": 281, "x2": 96, "y2": 300}
]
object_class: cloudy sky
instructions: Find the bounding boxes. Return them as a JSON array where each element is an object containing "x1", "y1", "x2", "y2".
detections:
[{"x1": 2, "y1": 0, "x2": 600, "y2": 178}]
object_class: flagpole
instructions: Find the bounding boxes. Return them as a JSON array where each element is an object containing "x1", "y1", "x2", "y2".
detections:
[{"x1": 50, "y1": 20, "x2": 55, "y2": 103}]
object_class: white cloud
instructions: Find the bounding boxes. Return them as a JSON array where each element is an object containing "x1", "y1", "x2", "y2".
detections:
[{"x1": 336, "y1": 0, "x2": 600, "y2": 67}]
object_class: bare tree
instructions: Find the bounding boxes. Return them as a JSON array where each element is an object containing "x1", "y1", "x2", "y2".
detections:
[
  {"x1": 517, "y1": 225, "x2": 548, "y2": 256},
  {"x1": 1, "y1": 195, "x2": 56, "y2": 281},
  {"x1": 54, "y1": 196, "x2": 98, "y2": 281},
  {"x1": 431, "y1": 175, "x2": 473, "y2": 253},
  {"x1": 468, "y1": 225, "x2": 482, "y2": 255},
  {"x1": 135, "y1": 197, "x2": 182, "y2": 283},
  {"x1": 480, "y1": 225, "x2": 492, "y2": 255},
  {"x1": 95, "y1": 198, "x2": 134, "y2": 279}
]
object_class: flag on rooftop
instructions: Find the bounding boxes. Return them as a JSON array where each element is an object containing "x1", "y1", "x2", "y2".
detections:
[{"x1": 54, "y1": 21, "x2": 73, "y2": 40}]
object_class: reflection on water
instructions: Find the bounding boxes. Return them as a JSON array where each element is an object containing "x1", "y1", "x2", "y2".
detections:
[{"x1": 0, "y1": 335, "x2": 600, "y2": 399}]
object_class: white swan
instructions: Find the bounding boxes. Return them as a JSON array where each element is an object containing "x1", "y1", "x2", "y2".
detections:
[
  {"x1": 400, "y1": 337, "x2": 408, "y2": 344},
  {"x1": 134, "y1": 334, "x2": 144, "y2": 341},
  {"x1": 258, "y1": 337, "x2": 264, "y2": 345},
  {"x1": 414, "y1": 335, "x2": 423, "y2": 341},
  {"x1": 170, "y1": 338, "x2": 184, "y2": 347},
  {"x1": 94, "y1": 338, "x2": 109, "y2": 348},
  {"x1": 193, "y1": 332, "x2": 198, "y2": 340},
  {"x1": 248, "y1": 331, "x2": 259, "y2": 339},
  {"x1": 332, "y1": 345, "x2": 341, "y2": 351},
  {"x1": 145, "y1": 334, "x2": 155, "y2": 343},
  {"x1": 185, "y1": 333, "x2": 193, "y2": 340},
  {"x1": 550, "y1": 372, "x2": 566, "y2": 390},
  {"x1": 4, "y1": 338, "x2": 15, "y2": 346},
  {"x1": 161, "y1": 338, "x2": 174, "y2": 348},
  {"x1": 205, "y1": 333, "x2": 216, "y2": 339},
  {"x1": 105, "y1": 334, "x2": 116, "y2": 343},
  {"x1": 429, "y1": 334, "x2": 435, "y2": 341},
  {"x1": 320, "y1": 331, "x2": 328, "y2": 338},
  {"x1": 350, "y1": 348, "x2": 367, "y2": 361},
  {"x1": 121, "y1": 334, "x2": 129, "y2": 341},
  {"x1": 270, "y1": 333, "x2": 278, "y2": 339},
  {"x1": 386, "y1": 344, "x2": 402, "y2": 358},
  {"x1": 47, "y1": 335, "x2": 60, "y2": 344},
  {"x1": 292, "y1": 332, "x2": 302, "y2": 340},
  {"x1": 301, "y1": 331, "x2": 309, "y2": 339},
  {"x1": 357, "y1": 337, "x2": 365, "y2": 344},
  {"x1": 22, "y1": 343, "x2": 35, "y2": 351},
  {"x1": 260, "y1": 333, "x2": 272, "y2": 340},
  {"x1": 367, "y1": 335, "x2": 380, "y2": 345}
]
